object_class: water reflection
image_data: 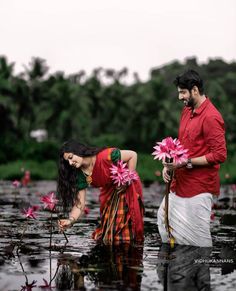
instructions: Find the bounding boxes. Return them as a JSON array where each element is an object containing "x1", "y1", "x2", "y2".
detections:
[
  {"x1": 56, "y1": 243, "x2": 144, "y2": 290},
  {"x1": 16, "y1": 248, "x2": 38, "y2": 291},
  {"x1": 219, "y1": 245, "x2": 236, "y2": 275},
  {"x1": 157, "y1": 244, "x2": 212, "y2": 291},
  {"x1": 0, "y1": 181, "x2": 236, "y2": 290}
]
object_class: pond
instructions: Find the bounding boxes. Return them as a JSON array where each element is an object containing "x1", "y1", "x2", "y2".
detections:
[{"x1": 0, "y1": 181, "x2": 235, "y2": 291}]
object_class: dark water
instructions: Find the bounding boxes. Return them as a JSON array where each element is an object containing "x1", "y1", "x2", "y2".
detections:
[{"x1": 0, "y1": 181, "x2": 235, "y2": 291}]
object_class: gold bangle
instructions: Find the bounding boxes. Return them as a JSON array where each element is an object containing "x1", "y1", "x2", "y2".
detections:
[
  {"x1": 75, "y1": 204, "x2": 84, "y2": 212},
  {"x1": 69, "y1": 216, "x2": 76, "y2": 224},
  {"x1": 75, "y1": 203, "x2": 82, "y2": 210}
]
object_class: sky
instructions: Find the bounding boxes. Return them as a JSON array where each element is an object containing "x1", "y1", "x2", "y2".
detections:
[{"x1": 0, "y1": 0, "x2": 236, "y2": 81}]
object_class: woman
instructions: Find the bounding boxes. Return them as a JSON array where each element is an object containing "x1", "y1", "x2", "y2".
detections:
[{"x1": 57, "y1": 140, "x2": 144, "y2": 245}]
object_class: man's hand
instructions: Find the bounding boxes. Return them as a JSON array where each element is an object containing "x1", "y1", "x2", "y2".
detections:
[
  {"x1": 163, "y1": 161, "x2": 177, "y2": 171},
  {"x1": 162, "y1": 167, "x2": 172, "y2": 183},
  {"x1": 163, "y1": 160, "x2": 187, "y2": 171},
  {"x1": 162, "y1": 160, "x2": 188, "y2": 183}
]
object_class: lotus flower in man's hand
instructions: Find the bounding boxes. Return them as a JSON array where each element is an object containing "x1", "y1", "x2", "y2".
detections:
[{"x1": 152, "y1": 137, "x2": 188, "y2": 165}]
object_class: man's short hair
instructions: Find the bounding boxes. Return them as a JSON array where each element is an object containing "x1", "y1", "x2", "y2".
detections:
[{"x1": 173, "y1": 69, "x2": 204, "y2": 95}]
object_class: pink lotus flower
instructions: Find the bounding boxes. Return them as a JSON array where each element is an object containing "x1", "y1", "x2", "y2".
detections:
[
  {"x1": 21, "y1": 170, "x2": 31, "y2": 187},
  {"x1": 22, "y1": 206, "x2": 40, "y2": 219},
  {"x1": 124, "y1": 170, "x2": 138, "y2": 185},
  {"x1": 40, "y1": 192, "x2": 59, "y2": 211},
  {"x1": 110, "y1": 160, "x2": 138, "y2": 187},
  {"x1": 12, "y1": 180, "x2": 21, "y2": 188},
  {"x1": 41, "y1": 192, "x2": 68, "y2": 244},
  {"x1": 152, "y1": 137, "x2": 188, "y2": 165}
]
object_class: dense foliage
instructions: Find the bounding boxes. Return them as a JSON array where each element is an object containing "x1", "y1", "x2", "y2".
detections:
[{"x1": 0, "y1": 56, "x2": 235, "y2": 181}]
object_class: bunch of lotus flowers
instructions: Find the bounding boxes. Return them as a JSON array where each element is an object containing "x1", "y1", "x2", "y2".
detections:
[
  {"x1": 152, "y1": 137, "x2": 188, "y2": 164},
  {"x1": 110, "y1": 160, "x2": 138, "y2": 187}
]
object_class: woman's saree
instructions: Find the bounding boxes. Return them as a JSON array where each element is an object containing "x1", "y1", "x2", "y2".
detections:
[{"x1": 90, "y1": 148, "x2": 144, "y2": 245}]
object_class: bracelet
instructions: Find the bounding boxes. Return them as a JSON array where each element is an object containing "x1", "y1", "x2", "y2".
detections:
[
  {"x1": 69, "y1": 216, "x2": 76, "y2": 224},
  {"x1": 75, "y1": 203, "x2": 82, "y2": 210},
  {"x1": 75, "y1": 203, "x2": 86, "y2": 212},
  {"x1": 186, "y1": 158, "x2": 193, "y2": 169}
]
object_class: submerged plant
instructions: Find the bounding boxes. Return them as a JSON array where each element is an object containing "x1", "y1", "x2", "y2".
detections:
[
  {"x1": 39, "y1": 278, "x2": 55, "y2": 290},
  {"x1": 16, "y1": 248, "x2": 37, "y2": 291},
  {"x1": 20, "y1": 280, "x2": 37, "y2": 291}
]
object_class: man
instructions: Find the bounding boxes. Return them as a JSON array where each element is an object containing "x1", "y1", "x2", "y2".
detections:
[{"x1": 157, "y1": 69, "x2": 227, "y2": 247}]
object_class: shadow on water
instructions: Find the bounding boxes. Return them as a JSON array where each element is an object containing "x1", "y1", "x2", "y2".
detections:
[{"x1": 0, "y1": 181, "x2": 235, "y2": 290}]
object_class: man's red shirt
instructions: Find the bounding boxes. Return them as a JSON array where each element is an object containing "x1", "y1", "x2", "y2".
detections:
[{"x1": 171, "y1": 97, "x2": 227, "y2": 197}]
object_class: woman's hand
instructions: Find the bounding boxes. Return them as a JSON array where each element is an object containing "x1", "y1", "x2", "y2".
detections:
[{"x1": 58, "y1": 218, "x2": 74, "y2": 231}]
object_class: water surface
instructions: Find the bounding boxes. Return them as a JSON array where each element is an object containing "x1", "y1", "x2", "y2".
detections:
[{"x1": 0, "y1": 181, "x2": 235, "y2": 290}]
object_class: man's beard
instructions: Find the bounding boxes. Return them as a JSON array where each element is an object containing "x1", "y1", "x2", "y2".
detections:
[{"x1": 185, "y1": 93, "x2": 194, "y2": 108}]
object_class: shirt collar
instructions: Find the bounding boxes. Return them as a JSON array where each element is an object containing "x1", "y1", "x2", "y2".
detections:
[{"x1": 187, "y1": 96, "x2": 210, "y2": 116}]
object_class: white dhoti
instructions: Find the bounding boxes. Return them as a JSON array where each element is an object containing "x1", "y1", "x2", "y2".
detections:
[{"x1": 157, "y1": 192, "x2": 213, "y2": 247}]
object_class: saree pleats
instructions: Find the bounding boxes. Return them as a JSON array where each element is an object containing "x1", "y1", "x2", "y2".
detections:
[{"x1": 92, "y1": 190, "x2": 133, "y2": 244}]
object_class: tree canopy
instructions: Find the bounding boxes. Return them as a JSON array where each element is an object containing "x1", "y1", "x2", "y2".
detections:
[{"x1": 0, "y1": 55, "x2": 235, "y2": 163}]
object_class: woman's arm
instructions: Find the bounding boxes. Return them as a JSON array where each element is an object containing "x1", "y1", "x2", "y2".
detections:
[
  {"x1": 69, "y1": 189, "x2": 86, "y2": 221},
  {"x1": 120, "y1": 150, "x2": 137, "y2": 171},
  {"x1": 58, "y1": 189, "x2": 86, "y2": 231}
]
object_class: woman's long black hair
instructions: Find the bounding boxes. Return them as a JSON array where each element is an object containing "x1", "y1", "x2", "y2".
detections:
[{"x1": 57, "y1": 140, "x2": 103, "y2": 213}]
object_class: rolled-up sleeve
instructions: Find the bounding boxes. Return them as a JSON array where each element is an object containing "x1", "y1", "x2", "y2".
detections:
[{"x1": 204, "y1": 115, "x2": 227, "y2": 164}]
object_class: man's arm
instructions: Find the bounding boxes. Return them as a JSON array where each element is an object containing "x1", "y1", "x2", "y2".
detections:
[
  {"x1": 163, "y1": 114, "x2": 227, "y2": 173},
  {"x1": 203, "y1": 115, "x2": 227, "y2": 165}
]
